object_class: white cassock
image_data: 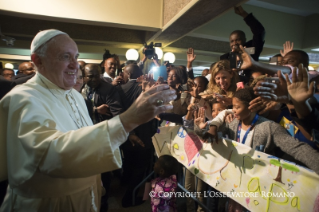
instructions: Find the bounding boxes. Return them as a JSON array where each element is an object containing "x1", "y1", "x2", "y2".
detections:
[{"x1": 0, "y1": 73, "x2": 128, "y2": 211}]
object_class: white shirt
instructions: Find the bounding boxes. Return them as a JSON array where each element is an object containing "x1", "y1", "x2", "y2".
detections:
[
  {"x1": 239, "y1": 129, "x2": 254, "y2": 147},
  {"x1": 103, "y1": 72, "x2": 114, "y2": 81},
  {"x1": 0, "y1": 73, "x2": 128, "y2": 211}
]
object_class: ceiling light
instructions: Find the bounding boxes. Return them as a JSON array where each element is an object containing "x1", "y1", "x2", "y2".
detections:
[
  {"x1": 4, "y1": 63, "x2": 14, "y2": 69},
  {"x1": 311, "y1": 48, "x2": 319, "y2": 52},
  {"x1": 163, "y1": 52, "x2": 175, "y2": 63},
  {"x1": 125, "y1": 49, "x2": 139, "y2": 61},
  {"x1": 155, "y1": 47, "x2": 163, "y2": 59}
]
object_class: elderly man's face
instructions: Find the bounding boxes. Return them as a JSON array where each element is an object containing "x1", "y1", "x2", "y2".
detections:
[{"x1": 39, "y1": 35, "x2": 79, "y2": 90}]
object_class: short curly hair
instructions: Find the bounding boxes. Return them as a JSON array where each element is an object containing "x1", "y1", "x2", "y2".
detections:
[
  {"x1": 169, "y1": 66, "x2": 188, "y2": 84},
  {"x1": 233, "y1": 87, "x2": 257, "y2": 106}
]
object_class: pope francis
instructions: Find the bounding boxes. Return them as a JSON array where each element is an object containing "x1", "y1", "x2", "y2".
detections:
[{"x1": 0, "y1": 29, "x2": 176, "y2": 211}]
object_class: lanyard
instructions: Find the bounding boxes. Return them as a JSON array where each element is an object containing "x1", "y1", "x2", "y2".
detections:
[{"x1": 237, "y1": 114, "x2": 259, "y2": 144}]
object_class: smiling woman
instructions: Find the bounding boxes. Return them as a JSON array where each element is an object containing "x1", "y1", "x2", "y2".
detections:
[{"x1": 205, "y1": 60, "x2": 239, "y2": 100}]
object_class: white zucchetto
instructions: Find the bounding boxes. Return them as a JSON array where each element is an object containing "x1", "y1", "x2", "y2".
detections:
[{"x1": 30, "y1": 29, "x2": 67, "y2": 53}]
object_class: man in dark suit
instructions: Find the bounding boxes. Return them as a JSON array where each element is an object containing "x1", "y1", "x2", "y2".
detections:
[
  {"x1": 220, "y1": 6, "x2": 265, "y2": 83},
  {"x1": 82, "y1": 64, "x2": 123, "y2": 122},
  {"x1": 117, "y1": 64, "x2": 159, "y2": 207},
  {"x1": 81, "y1": 63, "x2": 123, "y2": 211},
  {"x1": 0, "y1": 75, "x2": 16, "y2": 100}
]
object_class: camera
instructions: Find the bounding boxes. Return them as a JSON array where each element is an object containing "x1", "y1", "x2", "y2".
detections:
[{"x1": 143, "y1": 42, "x2": 162, "y2": 59}]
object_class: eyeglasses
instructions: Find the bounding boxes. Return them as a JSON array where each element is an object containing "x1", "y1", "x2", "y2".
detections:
[{"x1": 58, "y1": 53, "x2": 80, "y2": 63}]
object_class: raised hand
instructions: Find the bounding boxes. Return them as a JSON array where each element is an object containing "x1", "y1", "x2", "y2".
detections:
[
  {"x1": 156, "y1": 76, "x2": 164, "y2": 85},
  {"x1": 96, "y1": 104, "x2": 111, "y2": 116},
  {"x1": 112, "y1": 76, "x2": 124, "y2": 86},
  {"x1": 215, "y1": 94, "x2": 232, "y2": 106},
  {"x1": 187, "y1": 103, "x2": 198, "y2": 112},
  {"x1": 119, "y1": 84, "x2": 177, "y2": 133},
  {"x1": 254, "y1": 70, "x2": 290, "y2": 103},
  {"x1": 194, "y1": 107, "x2": 207, "y2": 129},
  {"x1": 234, "y1": 6, "x2": 248, "y2": 18},
  {"x1": 248, "y1": 97, "x2": 280, "y2": 114},
  {"x1": 235, "y1": 45, "x2": 254, "y2": 71},
  {"x1": 187, "y1": 48, "x2": 196, "y2": 63},
  {"x1": 286, "y1": 64, "x2": 315, "y2": 103},
  {"x1": 138, "y1": 74, "x2": 155, "y2": 92},
  {"x1": 152, "y1": 54, "x2": 160, "y2": 67},
  {"x1": 280, "y1": 41, "x2": 294, "y2": 57}
]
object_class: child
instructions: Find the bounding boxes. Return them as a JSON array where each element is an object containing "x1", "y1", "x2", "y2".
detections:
[
  {"x1": 211, "y1": 101, "x2": 227, "y2": 119},
  {"x1": 182, "y1": 100, "x2": 226, "y2": 212},
  {"x1": 151, "y1": 155, "x2": 179, "y2": 212},
  {"x1": 194, "y1": 87, "x2": 319, "y2": 212}
]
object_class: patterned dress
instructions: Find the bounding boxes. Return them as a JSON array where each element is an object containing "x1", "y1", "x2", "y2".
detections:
[{"x1": 151, "y1": 175, "x2": 177, "y2": 212}]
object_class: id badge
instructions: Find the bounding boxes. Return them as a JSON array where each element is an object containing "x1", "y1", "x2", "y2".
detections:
[{"x1": 285, "y1": 123, "x2": 295, "y2": 136}]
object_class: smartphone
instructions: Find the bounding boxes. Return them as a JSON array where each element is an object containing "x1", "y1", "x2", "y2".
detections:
[
  {"x1": 214, "y1": 93, "x2": 225, "y2": 99},
  {"x1": 269, "y1": 57, "x2": 278, "y2": 65},
  {"x1": 236, "y1": 82, "x2": 244, "y2": 89},
  {"x1": 178, "y1": 84, "x2": 188, "y2": 91},
  {"x1": 153, "y1": 66, "x2": 167, "y2": 81},
  {"x1": 245, "y1": 47, "x2": 255, "y2": 55},
  {"x1": 264, "y1": 77, "x2": 279, "y2": 83},
  {"x1": 229, "y1": 52, "x2": 237, "y2": 69},
  {"x1": 312, "y1": 129, "x2": 319, "y2": 145}
]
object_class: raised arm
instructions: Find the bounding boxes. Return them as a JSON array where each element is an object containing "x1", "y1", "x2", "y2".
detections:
[
  {"x1": 186, "y1": 48, "x2": 196, "y2": 79},
  {"x1": 271, "y1": 121, "x2": 319, "y2": 174},
  {"x1": 235, "y1": 6, "x2": 265, "y2": 61},
  {"x1": 238, "y1": 45, "x2": 291, "y2": 75}
]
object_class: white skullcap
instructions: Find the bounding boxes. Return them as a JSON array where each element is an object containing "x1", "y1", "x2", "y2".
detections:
[{"x1": 31, "y1": 29, "x2": 67, "y2": 53}]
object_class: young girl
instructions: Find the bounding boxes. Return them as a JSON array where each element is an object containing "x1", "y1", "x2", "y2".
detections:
[
  {"x1": 183, "y1": 99, "x2": 226, "y2": 212},
  {"x1": 194, "y1": 87, "x2": 319, "y2": 211},
  {"x1": 151, "y1": 155, "x2": 179, "y2": 212}
]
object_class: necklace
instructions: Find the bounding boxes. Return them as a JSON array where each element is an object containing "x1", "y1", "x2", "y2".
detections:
[
  {"x1": 69, "y1": 92, "x2": 89, "y2": 127},
  {"x1": 39, "y1": 77, "x2": 87, "y2": 129}
]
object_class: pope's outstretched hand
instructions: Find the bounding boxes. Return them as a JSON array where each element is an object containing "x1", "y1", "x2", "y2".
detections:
[{"x1": 120, "y1": 84, "x2": 176, "y2": 132}]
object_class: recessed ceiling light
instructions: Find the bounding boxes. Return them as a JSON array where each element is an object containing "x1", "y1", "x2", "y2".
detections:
[{"x1": 311, "y1": 48, "x2": 319, "y2": 51}]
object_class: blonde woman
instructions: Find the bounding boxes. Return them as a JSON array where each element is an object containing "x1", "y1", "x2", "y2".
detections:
[{"x1": 201, "y1": 60, "x2": 239, "y2": 105}]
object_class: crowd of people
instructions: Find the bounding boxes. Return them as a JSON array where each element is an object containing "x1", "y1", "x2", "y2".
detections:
[{"x1": 0, "y1": 5, "x2": 319, "y2": 212}]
